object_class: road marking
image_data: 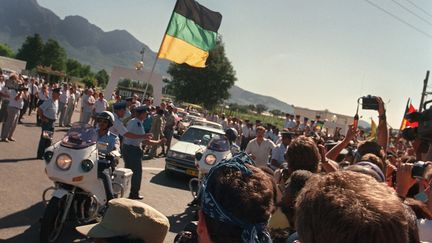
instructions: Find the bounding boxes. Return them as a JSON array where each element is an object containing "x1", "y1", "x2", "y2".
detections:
[{"x1": 142, "y1": 167, "x2": 164, "y2": 171}]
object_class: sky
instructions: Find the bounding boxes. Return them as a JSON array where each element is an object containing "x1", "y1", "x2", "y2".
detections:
[{"x1": 38, "y1": 0, "x2": 432, "y2": 127}]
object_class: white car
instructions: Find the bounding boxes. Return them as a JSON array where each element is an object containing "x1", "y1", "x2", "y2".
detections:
[
  {"x1": 165, "y1": 125, "x2": 225, "y2": 177},
  {"x1": 176, "y1": 114, "x2": 206, "y2": 135},
  {"x1": 189, "y1": 120, "x2": 223, "y2": 131}
]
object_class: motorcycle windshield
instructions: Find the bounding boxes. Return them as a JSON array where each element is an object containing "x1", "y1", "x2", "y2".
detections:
[
  {"x1": 207, "y1": 137, "x2": 230, "y2": 152},
  {"x1": 61, "y1": 123, "x2": 97, "y2": 149}
]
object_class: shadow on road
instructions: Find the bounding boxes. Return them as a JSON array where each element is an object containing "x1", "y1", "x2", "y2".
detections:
[
  {"x1": 0, "y1": 202, "x2": 88, "y2": 243},
  {"x1": 167, "y1": 206, "x2": 197, "y2": 234},
  {"x1": 0, "y1": 157, "x2": 37, "y2": 163},
  {"x1": 150, "y1": 171, "x2": 190, "y2": 191}
]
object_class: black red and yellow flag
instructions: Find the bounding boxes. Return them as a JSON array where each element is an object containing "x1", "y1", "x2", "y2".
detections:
[
  {"x1": 158, "y1": 0, "x2": 222, "y2": 68},
  {"x1": 400, "y1": 99, "x2": 419, "y2": 131}
]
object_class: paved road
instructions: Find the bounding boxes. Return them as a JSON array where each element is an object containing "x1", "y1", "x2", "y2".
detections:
[{"x1": 0, "y1": 110, "x2": 195, "y2": 243}]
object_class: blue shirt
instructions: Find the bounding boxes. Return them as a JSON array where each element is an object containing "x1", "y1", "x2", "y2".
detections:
[
  {"x1": 143, "y1": 115, "x2": 152, "y2": 133},
  {"x1": 97, "y1": 130, "x2": 120, "y2": 153},
  {"x1": 123, "y1": 118, "x2": 145, "y2": 147},
  {"x1": 40, "y1": 98, "x2": 58, "y2": 120}
]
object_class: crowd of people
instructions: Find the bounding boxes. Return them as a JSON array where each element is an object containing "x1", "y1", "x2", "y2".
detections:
[{"x1": 2, "y1": 68, "x2": 432, "y2": 242}]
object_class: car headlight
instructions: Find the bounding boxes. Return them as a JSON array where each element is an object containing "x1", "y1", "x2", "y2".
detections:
[
  {"x1": 81, "y1": 159, "x2": 94, "y2": 172},
  {"x1": 56, "y1": 154, "x2": 72, "y2": 170},
  {"x1": 205, "y1": 154, "x2": 217, "y2": 165},
  {"x1": 167, "y1": 150, "x2": 173, "y2": 157}
]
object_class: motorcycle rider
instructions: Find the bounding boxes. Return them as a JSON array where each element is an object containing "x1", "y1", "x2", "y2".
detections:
[
  {"x1": 225, "y1": 127, "x2": 240, "y2": 155},
  {"x1": 95, "y1": 111, "x2": 120, "y2": 201}
]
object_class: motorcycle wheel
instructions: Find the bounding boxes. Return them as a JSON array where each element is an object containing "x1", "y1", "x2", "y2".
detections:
[{"x1": 40, "y1": 197, "x2": 67, "y2": 243}]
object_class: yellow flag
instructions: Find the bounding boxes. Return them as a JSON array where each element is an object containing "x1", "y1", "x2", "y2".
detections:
[{"x1": 368, "y1": 118, "x2": 377, "y2": 141}]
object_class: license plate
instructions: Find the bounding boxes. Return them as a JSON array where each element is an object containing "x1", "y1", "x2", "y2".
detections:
[{"x1": 186, "y1": 169, "x2": 198, "y2": 177}]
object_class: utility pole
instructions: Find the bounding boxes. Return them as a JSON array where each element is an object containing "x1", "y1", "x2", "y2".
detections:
[{"x1": 419, "y1": 70, "x2": 430, "y2": 112}]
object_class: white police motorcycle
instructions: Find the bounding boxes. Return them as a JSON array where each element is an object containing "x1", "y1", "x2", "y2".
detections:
[
  {"x1": 189, "y1": 128, "x2": 239, "y2": 202},
  {"x1": 39, "y1": 123, "x2": 132, "y2": 243}
]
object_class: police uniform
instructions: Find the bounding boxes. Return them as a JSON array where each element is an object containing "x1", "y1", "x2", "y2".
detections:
[
  {"x1": 97, "y1": 129, "x2": 119, "y2": 200},
  {"x1": 122, "y1": 106, "x2": 147, "y2": 198},
  {"x1": 97, "y1": 130, "x2": 120, "y2": 153},
  {"x1": 110, "y1": 102, "x2": 128, "y2": 137},
  {"x1": 37, "y1": 90, "x2": 59, "y2": 159}
]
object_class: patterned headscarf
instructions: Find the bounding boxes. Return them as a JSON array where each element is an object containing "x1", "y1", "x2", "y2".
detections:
[{"x1": 200, "y1": 152, "x2": 272, "y2": 243}]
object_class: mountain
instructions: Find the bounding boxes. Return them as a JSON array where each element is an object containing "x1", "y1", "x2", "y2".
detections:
[
  {"x1": 0, "y1": 0, "x2": 321, "y2": 117},
  {"x1": 0, "y1": 0, "x2": 169, "y2": 74},
  {"x1": 227, "y1": 85, "x2": 295, "y2": 114}
]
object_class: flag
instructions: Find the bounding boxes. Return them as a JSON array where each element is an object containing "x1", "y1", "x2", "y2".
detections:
[
  {"x1": 368, "y1": 118, "x2": 377, "y2": 141},
  {"x1": 158, "y1": 0, "x2": 222, "y2": 68},
  {"x1": 400, "y1": 99, "x2": 418, "y2": 131}
]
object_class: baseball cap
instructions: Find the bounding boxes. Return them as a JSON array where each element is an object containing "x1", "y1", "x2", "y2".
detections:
[{"x1": 76, "y1": 198, "x2": 169, "y2": 243}]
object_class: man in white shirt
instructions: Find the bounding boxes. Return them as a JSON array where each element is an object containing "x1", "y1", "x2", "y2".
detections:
[
  {"x1": 80, "y1": 89, "x2": 95, "y2": 124},
  {"x1": 245, "y1": 126, "x2": 276, "y2": 167},
  {"x1": 58, "y1": 83, "x2": 69, "y2": 127},
  {"x1": 1, "y1": 75, "x2": 24, "y2": 142},
  {"x1": 94, "y1": 92, "x2": 108, "y2": 115},
  {"x1": 284, "y1": 114, "x2": 297, "y2": 131},
  {"x1": 270, "y1": 131, "x2": 293, "y2": 169},
  {"x1": 27, "y1": 78, "x2": 39, "y2": 116}
]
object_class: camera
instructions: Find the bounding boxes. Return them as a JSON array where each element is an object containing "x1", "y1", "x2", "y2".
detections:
[
  {"x1": 361, "y1": 95, "x2": 379, "y2": 110},
  {"x1": 411, "y1": 161, "x2": 432, "y2": 180}
]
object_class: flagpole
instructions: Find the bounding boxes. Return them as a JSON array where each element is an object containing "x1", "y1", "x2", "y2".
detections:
[{"x1": 141, "y1": 0, "x2": 179, "y2": 104}]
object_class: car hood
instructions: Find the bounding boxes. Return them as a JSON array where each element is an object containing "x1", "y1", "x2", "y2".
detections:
[{"x1": 170, "y1": 141, "x2": 205, "y2": 155}]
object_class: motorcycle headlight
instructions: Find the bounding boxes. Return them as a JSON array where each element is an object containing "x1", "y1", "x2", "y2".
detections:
[
  {"x1": 205, "y1": 154, "x2": 217, "y2": 165},
  {"x1": 56, "y1": 154, "x2": 72, "y2": 170},
  {"x1": 81, "y1": 159, "x2": 94, "y2": 172}
]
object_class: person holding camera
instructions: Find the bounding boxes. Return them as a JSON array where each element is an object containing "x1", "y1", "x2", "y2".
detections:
[{"x1": 1, "y1": 75, "x2": 25, "y2": 142}]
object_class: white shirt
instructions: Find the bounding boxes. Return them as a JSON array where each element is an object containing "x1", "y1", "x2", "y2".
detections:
[
  {"x1": 110, "y1": 113, "x2": 128, "y2": 136},
  {"x1": 39, "y1": 99, "x2": 58, "y2": 120},
  {"x1": 28, "y1": 83, "x2": 38, "y2": 95},
  {"x1": 59, "y1": 89, "x2": 69, "y2": 104},
  {"x1": 241, "y1": 125, "x2": 251, "y2": 137},
  {"x1": 38, "y1": 90, "x2": 49, "y2": 101},
  {"x1": 271, "y1": 143, "x2": 288, "y2": 167},
  {"x1": 83, "y1": 95, "x2": 95, "y2": 113},
  {"x1": 7, "y1": 89, "x2": 24, "y2": 109},
  {"x1": 94, "y1": 98, "x2": 108, "y2": 113},
  {"x1": 284, "y1": 119, "x2": 296, "y2": 129},
  {"x1": 245, "y1": 138, "x2": 276, "y2": 167}
]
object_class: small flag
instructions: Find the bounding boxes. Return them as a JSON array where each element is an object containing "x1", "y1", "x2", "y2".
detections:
[
  {"x1": 368, "y1": 118, "x2": 377, "y2": 141},
  {"x1": 400, "y1": 99, "x2": 418, "y2": 131},
  {"x1": 158, "y1": 0, "x2": 222, "y2": 68},
  {"x1": 315, "y1": 121, "x2": 324, "y2": 130}
]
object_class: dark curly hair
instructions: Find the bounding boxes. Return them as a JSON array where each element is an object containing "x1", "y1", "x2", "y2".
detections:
[
  {"x1": 285, "y1": 136, "x2": 320, "y2": 173},
  {"x1": 204, "y1": 164, "x2": 275, "y2": 243}
]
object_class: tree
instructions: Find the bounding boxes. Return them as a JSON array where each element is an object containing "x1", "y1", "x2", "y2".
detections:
[
  {"x1": 41, "y1": 39, "x2": 67, "y2": 71},
  {"x1": 167, "y1": 39, "x2": 236, "y2": 109},
  {"x1": 66, "y1": 59, "x2": 82, "y2": 77},
  {"x1": 255, "y1": 104, "x2": 268, "y2": 114},
  {"x1": 270, "y1": 109, "x2": 283, "y2": 117},
  {"x1": 82, "y1": 76, "x2": 96, "y2": 88},
  {"x1": 0, "y1": 43, "x2": 14, "y2": 58},
  {"x1": 247, "y1": 104, "x2": 256, "y2": 112},
  {"x1": 16, "y1": 34, "x2": 44, "y2": 69},
  {"x1": 95, "y1": 69, "x2": 109, "y2": 88}
]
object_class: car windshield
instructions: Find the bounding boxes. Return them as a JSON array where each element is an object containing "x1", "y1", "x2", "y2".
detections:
[
  {"x1": 207, "y1": 136, "x2": 230, "y2": 152},
  {"x1": 181, "y1": 127, "x2": 223, "y2": 146},
  {"x1": 61, "y1": 123, "x2": 97, "y2": 149}
]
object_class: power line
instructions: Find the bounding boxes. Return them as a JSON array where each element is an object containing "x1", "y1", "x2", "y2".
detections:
[
  {"x1": 390, "y1": 0, "x2": 432, "y2": 27},
  {"x1": 363, "y1": 0, "x2": 432, "y2": 39},
  {"x1": 405, "y1": 0, "x2": 432, "y2": 19}
]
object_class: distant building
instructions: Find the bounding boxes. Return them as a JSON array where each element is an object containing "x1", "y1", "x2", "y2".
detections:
[
  {"x1": 293, "y1": 106, "x2": 354, "y2": 135},
  {"x1": 0, "y1": 56, "x2": 27, "y2": 73}
]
